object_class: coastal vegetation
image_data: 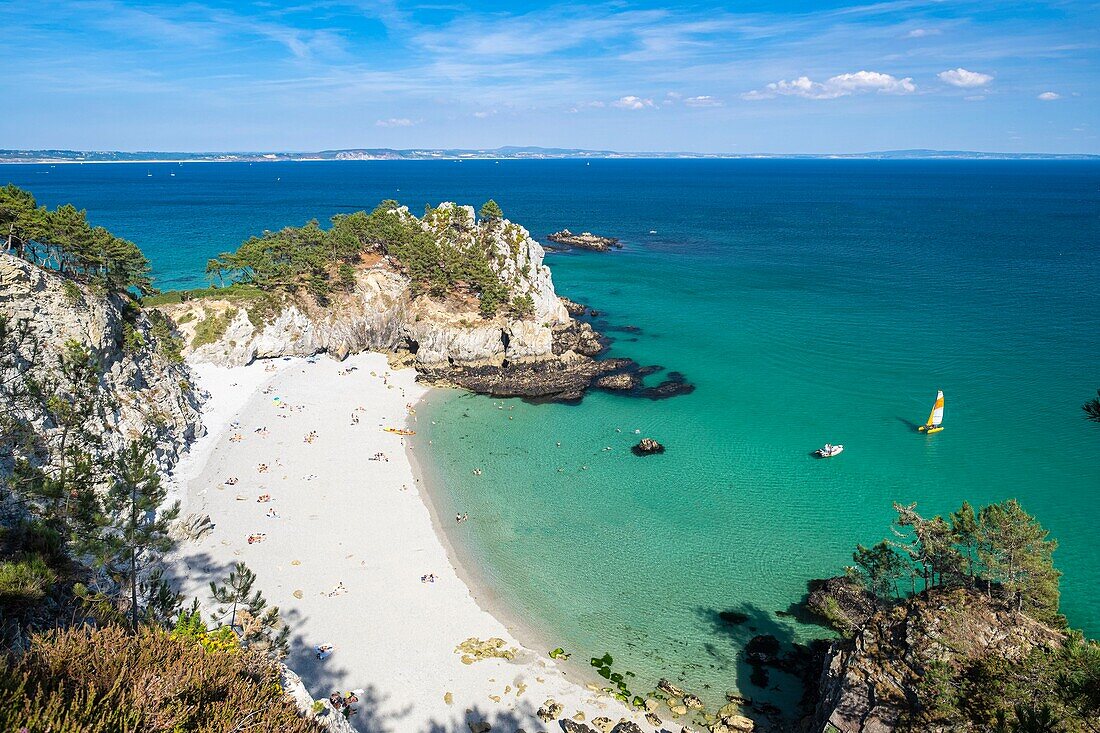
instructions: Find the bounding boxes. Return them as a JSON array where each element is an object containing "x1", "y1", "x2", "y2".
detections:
[
  {"x1": 0, "y1": 625, "x2": 319, "y2": 732},
  {"x1": 0, "y1": 184, "x2": 153, "y2": 294},
  {"x1": 815, "y1": 499, "x2": 1100, "y2": 731},
  {"x1": 0, "y1": 228, "x2": 317, "y2": 729},
  {"x1": 850, "y1": 500, "x2": 1062, "y2": 624},
  {"x1": 204, "y1": 200, "x2": 517, "y2": 316}
]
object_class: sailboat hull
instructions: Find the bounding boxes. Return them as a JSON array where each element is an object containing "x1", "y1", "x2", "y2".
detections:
[{"x1": 919, "y1": 426, "x2": 944, "y2": 434}]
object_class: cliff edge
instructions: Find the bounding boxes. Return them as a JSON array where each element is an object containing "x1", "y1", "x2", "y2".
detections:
[
  {"x1": 0, "y1": 252, "x2": 204, "y2": 476},
  {"x1": 155, "y1": 202, "x2": 671, "y2": 401}
]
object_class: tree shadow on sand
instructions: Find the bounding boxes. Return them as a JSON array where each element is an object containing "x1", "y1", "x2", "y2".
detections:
[
  {"x1": 695, "y1": 601, "x2": 828, "y2": 729},
  {"x1": 283, "y1": 613, "x2": 414, "y2": 733},
  {"x1": 422, "y1": 702, "x2": 540, "y2": 733}
]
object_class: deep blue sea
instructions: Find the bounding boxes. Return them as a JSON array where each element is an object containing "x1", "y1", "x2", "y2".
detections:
[{"x1": 4, "y1": 159, "x2": 1098, "y2": 709}]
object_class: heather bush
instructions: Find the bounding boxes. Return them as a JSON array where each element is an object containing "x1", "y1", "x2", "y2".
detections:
[{"x1": 0, "y1": 624, "x2": 322, "y2": 732}]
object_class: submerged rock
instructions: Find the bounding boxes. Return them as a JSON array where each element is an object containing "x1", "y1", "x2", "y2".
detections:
[
  {"x1": 632, "y1": 438, "x2": 665, "y2": 456},
  {"x1": 718, "y1": 611, "x2": 750, "y2": 626}
]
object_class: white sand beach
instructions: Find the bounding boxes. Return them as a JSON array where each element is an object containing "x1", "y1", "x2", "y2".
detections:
[{"x1": 169, "y1": 352, "x2": 658, "y2": 733}]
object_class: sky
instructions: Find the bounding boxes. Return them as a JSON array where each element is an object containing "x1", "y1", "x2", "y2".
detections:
[{"x1": 1, "y1": 0, "x2": 1097, "y2": 154}]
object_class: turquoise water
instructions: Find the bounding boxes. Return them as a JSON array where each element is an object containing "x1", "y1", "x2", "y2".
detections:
[{"x1": 5, "y1": 160, "x2": 1099, "y2": 709}]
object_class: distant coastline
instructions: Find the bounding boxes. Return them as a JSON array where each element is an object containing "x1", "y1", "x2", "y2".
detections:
[{"x1": 2, "y1": 146, "x2": 1098, "y2": 164}]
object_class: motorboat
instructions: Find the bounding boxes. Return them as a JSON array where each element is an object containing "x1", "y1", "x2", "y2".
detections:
[{"x1": 814, "y1": 443, "x2": 844, "y2": 458}]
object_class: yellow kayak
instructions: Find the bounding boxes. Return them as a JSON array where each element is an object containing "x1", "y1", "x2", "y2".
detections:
[{"x1": 383, "y1": 427, "x2": 415, "y2": 436}]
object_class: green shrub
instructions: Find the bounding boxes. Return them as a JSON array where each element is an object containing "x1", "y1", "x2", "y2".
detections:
[
  {"x1": 0, "y1": 554, "x2": 56, "y2": 605},
  {"x1": 147, "y1": 310, "x2": 184, "y2": 363},
  {"x1": 61, "y1": 280, "x2": 83, "y2": 305},
  {"x1": 191, "y1": 308, "x2": 237, "y2": 349},
  {"x1": 510, "y1": 293, "x2": 534, "y2": 318}
]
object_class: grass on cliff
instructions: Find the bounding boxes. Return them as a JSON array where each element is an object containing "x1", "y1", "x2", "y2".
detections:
[
  {"x1": 142, "y1": 284, "x2": 266, "y2": 307},
  {"x1": 190, "y1": 308, "x2": 238, "y2": 349},
  {"x1": 0, "y1": 625, "x2": 323, "y2": 732}
]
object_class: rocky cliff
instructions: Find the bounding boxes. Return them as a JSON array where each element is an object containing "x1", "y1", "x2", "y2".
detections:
[
  {"x1": 812, "y1": 587, "x2": 1066, "y2": 733},
  {"x1": 0, "y1": 253, "x2": 204, "y2": 475},
  {"x1": 157, "y1": 203, "x2": 680, "y2": 401}
]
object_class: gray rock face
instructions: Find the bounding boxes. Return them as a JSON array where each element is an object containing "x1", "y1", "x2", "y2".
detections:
[{"x1": 0, "y1": 254, "x2": 204, "y2": 476}]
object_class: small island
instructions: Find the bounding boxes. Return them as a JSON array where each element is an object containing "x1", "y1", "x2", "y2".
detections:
[{"x1": 547, "y1": 229, "x2": 623, "y2": 251}]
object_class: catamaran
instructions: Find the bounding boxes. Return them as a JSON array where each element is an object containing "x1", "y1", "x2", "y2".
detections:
[{"x1": 918, "y1": 390, "x2": 945, "y2": 434}]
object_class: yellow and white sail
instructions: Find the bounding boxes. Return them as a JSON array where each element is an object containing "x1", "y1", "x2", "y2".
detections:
[{"x1": 919, "y1": 390, "x2": 944, "y2": 432}]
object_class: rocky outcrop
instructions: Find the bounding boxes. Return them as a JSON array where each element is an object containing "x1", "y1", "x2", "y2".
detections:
[
  {"x1": 805, "y1": 576, "x2": 876, "y2": 636},
  {"x1": 547, "y1": 229, "x2": 622, "y2": 251},
  {"x1": 157, "y1": 204, "x2": 692, "y2": 403},
  {"x1": 559, "y1": 296, "x2": 589, "y2": 317},
  {"x1": 632, "y1": 438, "x2": 665, "y2": 456},
  {"x1": 0, "y1": 253, "x2": 204, "y2": 475},
  {"x1": 812, "y1": 587, "x2": 1064, "y2": 733},
  {"x1": 280, "y1": 665, "x2": 357, "y2": 733}
]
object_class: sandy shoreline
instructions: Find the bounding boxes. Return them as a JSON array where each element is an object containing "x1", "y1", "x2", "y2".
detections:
[{"x1": 168, "y1": 353, "x2": 657, "y2": 733}]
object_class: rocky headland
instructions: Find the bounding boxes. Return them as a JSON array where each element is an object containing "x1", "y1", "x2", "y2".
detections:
[
  {"x1": 810, "y1": 585, "x2": 1069, "y2": 733},
  {"x1": 0, "y1": 252, "x2": 204, "y2": 475},
  {"x1": 154, "y1": 203, "x2": 689, "y2": 402},
  {"x1": 547, "y1": 229, "x2": 623, "y2": 251}
]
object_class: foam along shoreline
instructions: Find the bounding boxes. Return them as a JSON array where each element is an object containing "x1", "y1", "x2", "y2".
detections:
[{"x1": 168, "y1": 352, "x2": 658, "y2": 733}]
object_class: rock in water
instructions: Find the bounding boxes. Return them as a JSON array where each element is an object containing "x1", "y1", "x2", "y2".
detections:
[
  {"x1": 560, "y1": 720, "x2": 597, "y2": 733},
  {"x1": 632, "y1": 438, "x2": 665, "y2": 456},
  {"x1": 547, "y1": 229, "x2": 622, "y2": 251},
  {"x1": 657, "y1": 679, "x2": 685, "y2": 698},
  {"x1": 594, "y1": 372, "x2": 639, "y2": 391},
  {"x1": 559, "y1": 296, "x2": 589, "y2": 317}
]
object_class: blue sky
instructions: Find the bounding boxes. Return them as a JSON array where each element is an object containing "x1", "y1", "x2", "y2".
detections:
[{"x1": 2, "y1": 0, "x2": 1097, "y2": 153}]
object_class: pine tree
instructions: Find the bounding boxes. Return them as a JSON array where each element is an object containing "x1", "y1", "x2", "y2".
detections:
[
  {"x1": 91, "y1": 437, "x2": 180, "y2": 630},
  {"x1": 851, "y1": 541, "x2": 905, "y2": 605},
  {"x1": 210, "y1": 562, "x2": 288, "y2": 658},
  {"x1": 977, "y1": 499, "x2": 1062, "y2": 625},
  {"x1": 950, "y1": 501, "x2": 981, "y2": 580},
  {"x1": 891, "y1": 502, "x2": 963, "y2": 590},
  {"x1": 479, "y1": 199, "x2": 503, "y2": 223}
]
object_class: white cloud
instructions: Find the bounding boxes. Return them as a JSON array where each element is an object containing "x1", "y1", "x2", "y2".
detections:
[
  {"x1": 905, "y1": 28, "x2": 939, "y2": 38},
  {"x1": 472, "y1": 110, "x2": 496, "y2": 118},
  {"x1": 613, "y1": 95, "x2": 654, "y2": 109},
  {"x1": 742, "y1": 71, "x2": 915, "y2": 101},
  {"x1": 684, "y1": 95, "x2": 722, "y2": 107},
  {"x1": 938, "y1": 68, "x2": 993, "y2": 88},
  {"x1": 375, "y1": 117, "x2": 415, "y2": 127},
  {"x1": 1037, "y1": 91, "x2": 1061, "y2": 100},
  {"x1": 964, "y1": 95, "x2": 986, "y2": 101}
]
